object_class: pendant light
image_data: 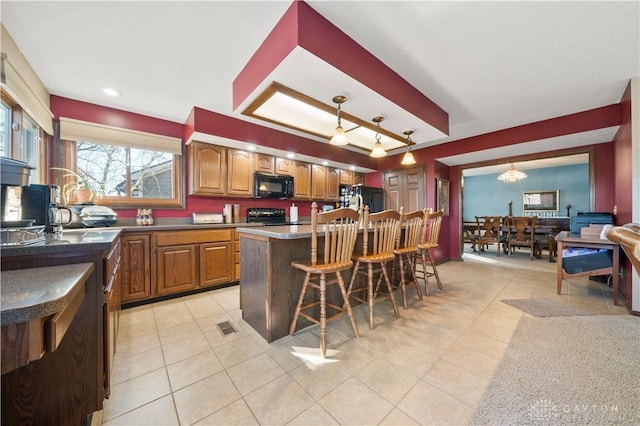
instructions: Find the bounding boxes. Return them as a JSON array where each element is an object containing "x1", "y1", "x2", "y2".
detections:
[
  {"x1": 401, "y1": 130, "x2": 416, "y2": 165},
  {"x1": 370, "y1": 116, "x2": 387, "y2": 158},
  {"x1": 497, "y1": 163, "x2": 527, "y2": 183},
  {"x1": 329, "y1": 95, "x2": 348, "y2": 146}
]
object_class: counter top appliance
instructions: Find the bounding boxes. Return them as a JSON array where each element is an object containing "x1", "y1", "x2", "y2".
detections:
[
  {"x1": 68, "y1": 204, "x2": 117, "y2": 228},
  {"x1": 246, "y1": 207, "x2": 302, "y2": 226}
]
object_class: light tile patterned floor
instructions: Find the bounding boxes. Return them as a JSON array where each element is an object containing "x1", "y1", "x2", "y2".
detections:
[{"x1": 101, "y1": 250, "x2": 628, "y2": 425}]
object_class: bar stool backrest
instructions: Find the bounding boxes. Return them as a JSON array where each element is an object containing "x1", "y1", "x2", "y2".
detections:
[
  {"x1": 398, "y1": 208, "x2": 428, "y2": 250},
  {"x1": 425, "y1": 209, "x2": 444, "y2": 246},
  {"x1": 361, "y1": 207, "x2": 402, "y2": 257},
  {"x1": 311, "y1": 202, "x2": 362, "y2": 266}
]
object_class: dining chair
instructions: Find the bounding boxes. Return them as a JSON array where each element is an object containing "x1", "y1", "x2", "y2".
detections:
[
  {"x1": 391, "y1": 208, "x2": 427, "y2": 309},
  {"x1": 505, "y1": 215, "x2": 539, "y2": 259},
  {"x1": 347, "y1": 206, "x2": 402, "y2": 330},
  {"x1": 289, "y1": 202, "x2": 361, "y2": 357},
  {"x1": 475, "y1": 215, "x2": 503, "y2": 256},
  {"x1": 416, "y1": 208, "x2": 444, "y2": 295}
]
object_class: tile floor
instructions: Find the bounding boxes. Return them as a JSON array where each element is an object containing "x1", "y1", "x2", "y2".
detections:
[{"x1": 100, "y1": 249, "x2": 628, "y2": 425}]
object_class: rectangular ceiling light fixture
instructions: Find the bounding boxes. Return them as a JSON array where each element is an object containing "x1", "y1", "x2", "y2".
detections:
[{"x1": 242, "y1": 82, "x2": 407, "y2": 153}]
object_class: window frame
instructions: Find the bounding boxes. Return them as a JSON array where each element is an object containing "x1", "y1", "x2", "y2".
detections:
[
  {"x1": 56, "y1": 137, "x2": 185, "y2": 209},
  {"x1": 1, "y1": 90, "x2": 46, "y2": 183}
]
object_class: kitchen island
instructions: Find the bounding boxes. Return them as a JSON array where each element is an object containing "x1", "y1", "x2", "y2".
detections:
[{"x1": 238, "y1": 224, "x2": 358, "y2": 343}]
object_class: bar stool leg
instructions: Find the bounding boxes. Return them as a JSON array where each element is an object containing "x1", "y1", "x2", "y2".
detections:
[
  {"x1": 290, "y1": 272, "x2": 311, "y2": 335},
  {"x1": 319, "y1": 273, "x2": 327, "y2": 358},
  {"x1": 380, "y1": 263, "x2": 400, "y2": 318},
  {"x1": 397, "y1": 255, "x2": 408, "y2": 309},
  {"x1": 367, "y1": 263, "x2": 375, "y2": 330},
  {"x1": 335, "y1": 272, "x2": 359, "y2": 338}
]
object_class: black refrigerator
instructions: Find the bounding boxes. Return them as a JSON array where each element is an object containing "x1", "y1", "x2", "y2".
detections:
[{"x1": 339, "y1": 184, "x2": 384, "y2": 213}]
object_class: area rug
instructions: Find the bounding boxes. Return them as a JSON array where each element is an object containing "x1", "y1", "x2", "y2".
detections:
[
  {"x1": 501, "y1": 298, "x2": 592, "y2": 317},
  {"x1": 471, "y1": 315, "x2": 640, "y2": 425}
]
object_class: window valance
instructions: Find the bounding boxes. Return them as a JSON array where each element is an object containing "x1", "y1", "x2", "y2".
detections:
[{"x1": 59, "y1": 117, "x2": 183, "y2": 155}]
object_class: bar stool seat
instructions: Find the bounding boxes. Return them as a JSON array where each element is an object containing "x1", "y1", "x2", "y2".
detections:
[{"x1": 289, "y1": 203, "x2": 362, "y2": 358}]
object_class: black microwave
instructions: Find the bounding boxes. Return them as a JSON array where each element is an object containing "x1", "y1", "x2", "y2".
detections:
[{"x1": 254, "y1": 172, "x2": 294, "y2": 199}]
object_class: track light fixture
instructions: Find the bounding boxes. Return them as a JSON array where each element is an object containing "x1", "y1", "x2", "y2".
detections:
[
  {"x1": 329, "y1": 95, "x2": 348, "y2": 146},
  {"x1": 369, "y1": 117, "x2": 387, "y2": 158},
  {"x1": 401, "y1": 130, "x2": 416, "y2": 165}
]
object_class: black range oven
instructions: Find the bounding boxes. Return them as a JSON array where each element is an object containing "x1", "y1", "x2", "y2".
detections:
[{"x1": 247, "y1": 207, "x2": 299, "y2": 226}]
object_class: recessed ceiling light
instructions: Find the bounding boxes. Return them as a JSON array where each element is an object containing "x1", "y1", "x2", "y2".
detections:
[
  {"x1": 247, "y1": 145, "x2": 257, "y2": 151},
  {"x1": 102, "y1": 87, "x2": 121, "y2": 96},
  {"x1": 322, "y1": 161, "x2": 329, "y2": 166},
  {"x1": 349, "y1": 165, "x2": 356, "y2": 171},
  {"x1": 287, "y1": 153, "x2": 295, "y2": 159}
]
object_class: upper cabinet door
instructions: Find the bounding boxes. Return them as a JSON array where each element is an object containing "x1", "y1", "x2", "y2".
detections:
[
  {"x1": 339, "y1": 170, "x2": 353, "y2": 185},
  {"x1": 254, "y1": 154, "x2": 275, "y2": 174},
  {"x1": 353, "y1": 173, "x2": 365, "y2": 186},
  {"x1": 293, "y1": 161, "x2": 312, "y2": 199},
  {"x1": 227, "y1": 149, "x2": 254, "y2": 196},
  {"x1": 311, "y1": 164, "x2": 326, "y2": 200},
  {"x1": 275, "y1": 157, "x2": 294, "y2": 176},
  {"x1": 190, "y1": 142, "x2": 226, "y2": 195},
  {"x1": 326, "y1": 167, "x2": 340, "y2": 201}
]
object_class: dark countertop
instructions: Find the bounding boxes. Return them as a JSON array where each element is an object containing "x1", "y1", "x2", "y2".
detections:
[
  {"x1": 1, "y1": 228, "x2": 123, "y2": 257},
  {"x1": 1, "y1": 262, "x2": 94, "y2": 325}
]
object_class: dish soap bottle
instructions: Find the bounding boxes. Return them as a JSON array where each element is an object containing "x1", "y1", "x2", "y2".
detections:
[{"x1": 289, "y1": 203, "x2": 298, "y2": 223}]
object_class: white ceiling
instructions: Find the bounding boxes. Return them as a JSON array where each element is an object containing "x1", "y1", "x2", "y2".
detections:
[{"x1": 2, "y1": 1, "x2": 638, "y2": 169}]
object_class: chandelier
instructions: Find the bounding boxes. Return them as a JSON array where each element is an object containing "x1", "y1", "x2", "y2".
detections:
[
  {"x1": 497, "y1": 163, "x2": 527, "y2": 183},
  {"x1": 400, "y1": 130, "x2": 416, "y2": 165},
  {"x1": 329, "y1": 95, "x2": 348, "y2": 146}
]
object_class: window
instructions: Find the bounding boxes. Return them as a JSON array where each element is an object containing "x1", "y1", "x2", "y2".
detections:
[
  {"x1": 22, "y1": 114, "x2": 40, "y2": 184},
  {"x1": 0, "y1": 101, "x2": 10, "y2": 157},
  {"x1": 77, "y1": 142, "x2": 175, "y2": 200},
  {"x1": 0, "y1": 93, "x2": 45, "y2": 182},
  {"x1": 58, "y1": 117, "x2": 184, "y2": 209}
]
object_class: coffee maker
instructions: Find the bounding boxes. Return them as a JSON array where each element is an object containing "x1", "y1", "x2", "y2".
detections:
[
  {"x1": 0, "y1": 157, "x2": 48, "y2": 245},
  {"x1": 21, "y1": 184, "x2": 72, "y2": 233}
]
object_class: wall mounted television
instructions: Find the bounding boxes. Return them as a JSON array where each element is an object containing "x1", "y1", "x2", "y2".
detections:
[{"x1": 523, "y1": 190, "x2": 559, "y2": 212}]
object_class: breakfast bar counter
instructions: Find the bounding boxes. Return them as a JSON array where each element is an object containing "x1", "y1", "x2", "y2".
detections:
[{"x1": 237, "y1": 224, "x2": 348, "y2": 342}]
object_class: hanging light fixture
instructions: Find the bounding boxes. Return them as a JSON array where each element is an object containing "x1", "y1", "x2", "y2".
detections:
[
  {"x1": 401, "y1": 130, "x2": 416, "y2": 165},
  {"x1": 329, "y1": 95, "x2": 348, "y2": 146},
  {"x1": 497, "y1": 163, "x2": 527, "y2": 183},
  {"x1": 370, "y1": 116, "x2": 387, "y2": 158}
]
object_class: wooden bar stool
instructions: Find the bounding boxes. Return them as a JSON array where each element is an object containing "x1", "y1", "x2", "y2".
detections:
[
  {"x1": 416, "y1": 208, "x2": 444, "y2": 295},
  {"x1": 391, "y1": 208, "x2": 427, "y2": 309},
  {"x1": 347, "y1": 207, "x2": 402, "y2": 330},
  {"x1": 289, "y1": 202, "x2": 362, "y2": 358}
]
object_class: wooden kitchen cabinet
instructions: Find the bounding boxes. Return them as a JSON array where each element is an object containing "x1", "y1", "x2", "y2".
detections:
[
  {"x1": 275, "y1": 157, "x2": 294, "y2": 175},
  {"x1": 339, "y1": 169, "x2": 353, "y2": 185},
  {"x1": 353, "y1": 172, "x2": 365, "y2": 185},
  {"x1": 311, "y1": 164, "x2": 326, "y2": 200},
  {"x1": 189, "y1": 142, "x2": 226, "y2": 195},
  {"x1": 121, "y1": 234, "x2": 151, "y2": 303},
  {"x1": 326, "y1": 167, "x2": 340, "y2": 201},
  {"x1": 254, "y1": 154, "x2": 275, "y2": 174},
  {"x1": 234, "y1": 230, "x2": 240, "y2": 280},
  {"x1": 200, "y1": 242, "x2": 234, "y2": 287},
  {"x1": 227, "y1": 149, "x2": 254, "y2": 196},
  {"x1": 156, "y1": 245, "x2": 198, "y2": 296},
  {"x1": 154, "y1": 229, "x2": 235, "y2": 297},
  {"x1": 293, "y1": 161, "x2": 312, "y2": 199},
  {"x1": 103, "y1": 238, "x2": 121, "y2": 398}
]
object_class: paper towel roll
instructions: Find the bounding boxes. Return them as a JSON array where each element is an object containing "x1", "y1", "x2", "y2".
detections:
[{"x1": 290, "y1": 204, "x2": 298, "y2": 223}]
